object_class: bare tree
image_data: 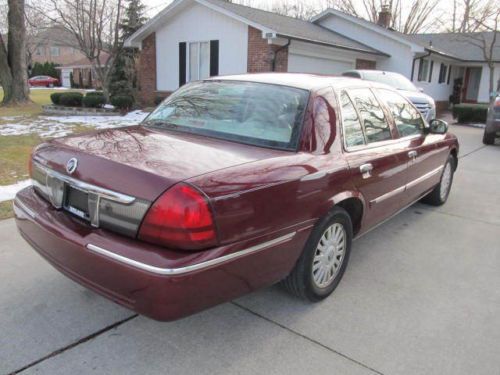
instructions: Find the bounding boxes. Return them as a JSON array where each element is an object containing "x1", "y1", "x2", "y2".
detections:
[
  {"x1": 463, "y1": 9, "x2": 500, "y2": 102},
  {"x1": 36, "y1": 0, "x2": 124, "y2": 98},
  {"x1": 322, "y1": 0, "x2": 441, "y2": 34},
  {"x1": 0, "y1": 0, "x2": 30, "y2": 105},
  {"x1": 24, "y1": 3, "x2": 52, "y2": 70},
  {"x1": 451, "y1": 0, "x2": 498, "y2": 33},
  {"x1": 271, "y1": 0, "x2": 319, "y2": 20}
]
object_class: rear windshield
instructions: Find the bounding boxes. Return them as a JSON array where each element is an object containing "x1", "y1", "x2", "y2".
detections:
[
  {"x1": 362, "y1": 72, "x2": 417, "y2": 92},
  {"x1": 143, "y1": 81, "x2": 309, "y2": 150}
]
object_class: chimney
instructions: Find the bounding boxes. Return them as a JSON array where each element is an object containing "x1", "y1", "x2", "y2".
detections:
[{"x1": 377, "y1": 4, "x2": 391, "y2": 28}]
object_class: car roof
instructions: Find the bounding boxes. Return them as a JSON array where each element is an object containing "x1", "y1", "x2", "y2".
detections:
[
  {"x1": 205, "y1": 73, "x2": 391, "y2": 91},
  {"x1": 343, "y1": 70, "x2": 406, "y2": 77}
]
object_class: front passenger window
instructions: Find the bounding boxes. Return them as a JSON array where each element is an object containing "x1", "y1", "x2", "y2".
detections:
[
  {"x1": 348, "y1": 88, "x2": 392, "y2": 143},
  {"x1": 378, "y1": 89, "x2": 425, "y2": 137}
]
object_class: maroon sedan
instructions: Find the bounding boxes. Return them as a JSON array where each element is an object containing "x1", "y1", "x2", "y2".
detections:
[
  {"x1": 28, "y1": 75, "x2": 59, "y2": 87},
  {"x1": 14, "y1": 74, "x2": 458, "y2": 321}
]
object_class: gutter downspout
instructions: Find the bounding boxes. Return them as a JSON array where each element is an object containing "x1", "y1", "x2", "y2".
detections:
[
  {"x1": 411, "y1": 50, "x2": 431, "y2": 81},
  {"x1": 272, "y1": 39, "x2": 291, "y2": 72}
]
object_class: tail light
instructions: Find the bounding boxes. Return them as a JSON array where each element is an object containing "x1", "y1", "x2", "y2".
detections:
[{"x1": 138, "y1": 183, "x2": 217, "y2": 250}]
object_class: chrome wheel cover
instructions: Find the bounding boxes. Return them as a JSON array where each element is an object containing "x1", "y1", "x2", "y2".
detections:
[
  {"x1": 440, "y1": 162, "x2": 452, "y2": 201},
  {"x1": 312, "y1": 223, "x2": 346, "y2": 288}
]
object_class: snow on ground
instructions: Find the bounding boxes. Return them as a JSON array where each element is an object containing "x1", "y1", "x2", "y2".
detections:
[
  {"x1": 0, "y1": 180, "x2": 31, "y2": 203},
  {"x1": 0, "y1": 110, "x2": 149, "y2": 138}
]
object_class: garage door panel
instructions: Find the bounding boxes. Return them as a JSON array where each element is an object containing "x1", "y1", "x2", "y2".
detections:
[{"x1": 288, "y1": 53, "x2": 354, "y2": 75}]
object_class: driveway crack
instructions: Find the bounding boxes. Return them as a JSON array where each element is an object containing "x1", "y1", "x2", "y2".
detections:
[
  {"x1": 231, "y1": 301, "x2": 385, "y2": 375},
  {"x1": 9, "y1": 314, "x2": 138, "y2": 374}
]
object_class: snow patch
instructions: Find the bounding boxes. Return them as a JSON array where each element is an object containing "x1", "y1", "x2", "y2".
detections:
[{"x1": 0, "y1": 180, "x2": 32, "y2": 203}]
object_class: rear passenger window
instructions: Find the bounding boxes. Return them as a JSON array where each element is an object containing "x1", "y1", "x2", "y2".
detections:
[
  {"x1": 349, "y1": 88, "x2": 392, "y2": 143},
  {"x1": 340, "y1": 92, "x2": 365, "y2": 148},
  {"x1": 378, "y1": 89, "x2": 424, "y2": 137}
]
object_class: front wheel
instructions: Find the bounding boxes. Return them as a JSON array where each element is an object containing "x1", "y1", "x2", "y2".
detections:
[
  {"x1": 281, "y1": 207, "x2": 352, "y2": 301},
  {"x1": 422, "y1": 154, "x2": 455, "y2": 206},
  {"x1": 483, "y1": 130, "x2": 495, "y2": 145}
]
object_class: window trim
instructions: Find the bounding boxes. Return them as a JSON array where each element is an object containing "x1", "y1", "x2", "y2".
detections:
[
  {"x1": 186, "y1": 40, "x2": 211, "y2": 83},
  {"x1": 418, "y1": 59, "x2": 429, "y2": 82}
]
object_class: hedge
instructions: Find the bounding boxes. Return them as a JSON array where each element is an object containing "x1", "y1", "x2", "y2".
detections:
[
  {"x1": 83, "y1": 94, "x2": 106, "y2": 108},
  {"x1": 452, "y1": 103, "x2": 488, "y2": 123},
  {"x1": 86, "y1": 91, "x2": 104, "y2": 97},
  {"x1": 110, "y1": 95, "x2": 134, "y2": 110},
  {"x1": 59, "y1": 92, "x2": 84, "y2": 107},
  {"x1": 50, "y1": 92, "x2": 65, "y2": 105}
]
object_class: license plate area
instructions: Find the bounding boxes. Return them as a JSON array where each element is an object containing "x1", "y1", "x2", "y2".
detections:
[{"x1": 64, "y1": 185, "x2": 90, "y2": 221}]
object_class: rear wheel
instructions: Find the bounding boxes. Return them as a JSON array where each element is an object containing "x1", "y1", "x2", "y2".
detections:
[
  {"x1": 281, "y1": 207, "x2": 352, "y2": 301},
  {"x1": 483, "y1": 130, "x2": 495, "y2": 145},
  {"x1": 422, "y1": 154, "x2": 455, "y2": 206}
]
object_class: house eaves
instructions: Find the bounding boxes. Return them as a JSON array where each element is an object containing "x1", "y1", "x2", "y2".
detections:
[{"x1": 311, "y1": 9, "x2": 426, "y2": 53}]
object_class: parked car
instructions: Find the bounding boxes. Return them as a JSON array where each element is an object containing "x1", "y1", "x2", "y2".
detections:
[
  {"x1": 14, "y1": 74, "x2": 459, "y2": 321},
  {"x1": 28, "y1": 75, "x2": 60, "y2": 87},
  {"x1": 483, "y1": 96, "x2": 500, "y2": 145},
  {"x1": 342, "y1": 70, "x2": 436, "y2": 122}
]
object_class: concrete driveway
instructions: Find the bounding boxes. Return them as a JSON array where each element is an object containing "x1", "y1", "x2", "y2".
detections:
[{"x1": 1, "y1": 125, "x2": 499, "y2": 375}]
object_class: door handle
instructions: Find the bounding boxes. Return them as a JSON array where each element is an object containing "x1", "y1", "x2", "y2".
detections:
[
  {"x1": 360, "y1": 163, "x2": 373, "y2": 179},
  {"x1": 408, "y1": 151, "x2": 418, "y2": 159}
]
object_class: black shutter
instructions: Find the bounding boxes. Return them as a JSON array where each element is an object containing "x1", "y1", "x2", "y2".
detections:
[
  {"x1": 210, "y1": 40, "x2": 219, "y2": 77},
  {"x1": 428, "y1": 60, "x2": 434, "y2": 82},
  {"x1": 447, "y1": 65, "x2": 452, "y2": 84},
  {"x1": 179, "y1": 42, "x2": 186, "y2": 87}
]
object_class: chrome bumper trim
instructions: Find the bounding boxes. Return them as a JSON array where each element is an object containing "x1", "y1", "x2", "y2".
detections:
[{"x1": 86, "y1": 232, "x2": 296, "y2": 275}]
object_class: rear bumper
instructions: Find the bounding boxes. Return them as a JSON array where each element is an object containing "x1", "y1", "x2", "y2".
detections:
[{"x1": 14, "y1": 186, "x2": 310, "y2": 321}]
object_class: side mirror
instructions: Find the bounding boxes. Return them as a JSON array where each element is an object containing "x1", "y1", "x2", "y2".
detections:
[
  {"x1": 418, "y1": 87, "x2": 425, "y2": 93},
  {"x1": 428, "y1": 119, "x2": 448, "y2": 134}
]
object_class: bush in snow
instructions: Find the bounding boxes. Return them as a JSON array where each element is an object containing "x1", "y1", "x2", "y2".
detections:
[
  {"x1": 110, "y1": 95, "x2": 134, "y2": 111},
  {"x1": 59, "y1": 92, "x2": 84, "y2": 107},
  {"x1": 83, "y1": 94, "x2": 106, "y2": 108}
]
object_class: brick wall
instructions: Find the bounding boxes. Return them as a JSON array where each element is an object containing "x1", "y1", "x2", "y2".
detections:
[
  {"x1": 247, "y1": 26, "x2": 288, "y2": 73},
  {"x1": 138, "y1": 33, "x2": 157, "y2": 106}
]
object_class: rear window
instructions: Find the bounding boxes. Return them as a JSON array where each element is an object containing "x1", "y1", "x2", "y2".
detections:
[{"x1": 144, "y1": 81, "x2": 309, "y2": 151}]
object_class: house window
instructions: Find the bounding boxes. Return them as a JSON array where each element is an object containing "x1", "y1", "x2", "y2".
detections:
[
  {"x1": 50, "y1": 46, "x2": 60, "y2": 57},
  {"x1": 438, "y1": 63, "x2": 448, "y2": 83},
  {"x1": 188, "y1": 41, "x2": 210, "y2": 82},
  {"x1": 418, "y1": 59, "x2": 429, "y2": 81},
  {"x1": 35, "y1": 47, "x2": 44, "y2": 56},
  {"x1": 428, "y1": 61, "x2": 434, "y2": 82}
]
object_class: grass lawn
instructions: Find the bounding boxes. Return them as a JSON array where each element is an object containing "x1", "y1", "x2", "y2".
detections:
[{"x1": 0, "y1": 87, "x2": 66, "y2": 117}]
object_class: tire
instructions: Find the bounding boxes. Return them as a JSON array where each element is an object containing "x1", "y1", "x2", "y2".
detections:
[
  {"x1": 483, "y1": 130, "x2": 495, "y2": 145},
  {"x1": 48, "y1": 83, "x2": 54, "y2": 88},
  {"x1": 422, "y1": 154, "x2": 455, "y2": 206},
  {"x1": 281, "y1": 207, "x2": 352, "y2": 302}
]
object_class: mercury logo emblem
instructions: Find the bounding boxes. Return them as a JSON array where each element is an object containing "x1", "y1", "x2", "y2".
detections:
[{"x1": 66, "y1": 158, "x2": 78, "y2": 174}]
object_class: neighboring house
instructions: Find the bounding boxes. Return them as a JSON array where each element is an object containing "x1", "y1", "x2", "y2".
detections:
[
  {"x1": 57, "y1": 54, "x2": 110, "y2": 89},
  {"x1": 125, "y1": 0, "x2": 500, "y2": 108},
  {"x1": 28, "y1": 26, "x2": 86, "y2": 67}
]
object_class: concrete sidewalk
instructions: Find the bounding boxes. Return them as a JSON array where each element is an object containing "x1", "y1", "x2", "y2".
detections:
[{"x1": 1, "y1": 125, "x2": 499, "y2": 375}]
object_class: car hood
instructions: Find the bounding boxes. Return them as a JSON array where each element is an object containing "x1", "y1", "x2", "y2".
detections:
[
  {"x1": 397, "y1": 89, "x2": 435, "y2": 106},
  {"x1": 33, "y1": 126, "x2": 285, "y2": 201}
]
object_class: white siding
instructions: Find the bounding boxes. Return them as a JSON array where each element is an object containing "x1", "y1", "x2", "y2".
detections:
[
  {"x1": 155, "y1": 3, "x2": 248, "y2": 91},
  {"x1": 316, "y1": 15, "x2": 417, "y2": 77},
  {"x1": 413, "y1": 58, "x2": 455, "y2": 101},
  {"x1": 477, "y1": 63, "x2": 500, "y2": 102}
]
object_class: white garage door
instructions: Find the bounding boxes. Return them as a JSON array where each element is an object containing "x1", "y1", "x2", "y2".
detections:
[{"x1": 288, "y1": 53, "x2": 354, "y2": 75}]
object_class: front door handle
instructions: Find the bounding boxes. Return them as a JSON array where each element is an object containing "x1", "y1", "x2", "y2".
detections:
[
  {"x1": 408, "y1": 150, "x2": 418, "y2": 159},
  {"x1": 360, "y1": 163, "x2": 373, "y2": 179}
]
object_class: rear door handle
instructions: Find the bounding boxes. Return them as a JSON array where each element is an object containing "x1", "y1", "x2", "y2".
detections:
[
  {"x1": 408, "y1": 151, "x2": 418, "y2": 159},
  {"x1": 360, "y1": 163, "x2": 373, "y2": 179}
]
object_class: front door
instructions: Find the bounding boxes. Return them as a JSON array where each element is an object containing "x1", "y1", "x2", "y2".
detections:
[
  {"x1": 339, "y1": 89, "x2": 409, "y2": 232},
  {"x1": 463, "y1": 67, "x2": 482, "y2": 103},
  {"x1": 376, "y1": 88, "x2": 448, "y2": 203}
]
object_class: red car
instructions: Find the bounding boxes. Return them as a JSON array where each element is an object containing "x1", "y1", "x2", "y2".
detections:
[
  {"x1": 14, "y1": 74, "x2": 458, "y2": 321},
  {"x1": 28, "y1": 75, "x2": 59, "y2": 87}
]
